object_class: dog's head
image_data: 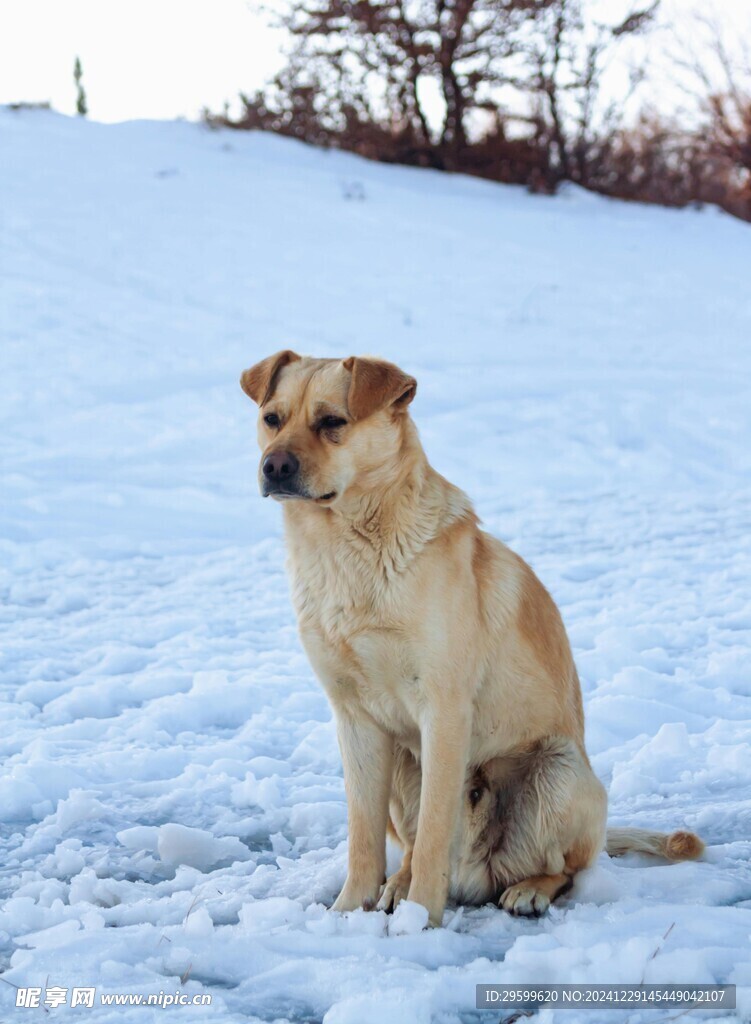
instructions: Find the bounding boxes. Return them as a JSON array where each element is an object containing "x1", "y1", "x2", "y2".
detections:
[{"x1": 240, "y1": 351, "x2": 417, "y2": 506}]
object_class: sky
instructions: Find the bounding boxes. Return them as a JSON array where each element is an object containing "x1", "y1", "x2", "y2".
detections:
[
  {"x1": 0, "y1": 0, "x2": 285, "y2": 122},
  {"x1": 0, "y1": 0, "x2": 748, "y2": 124}
]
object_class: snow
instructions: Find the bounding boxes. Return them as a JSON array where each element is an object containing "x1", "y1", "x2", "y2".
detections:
[
  {"x1": 388, "y1": 900, "x2": 432, "y2": 936},
  {"x1": 1, "y1": 107, "x2": 750, "y2": 1023}
]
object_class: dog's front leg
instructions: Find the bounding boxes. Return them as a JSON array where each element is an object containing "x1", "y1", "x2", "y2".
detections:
[
  {"x1": 408, "y1": 702, "x2": 471, "y2": 926},
  {"x1": 331, "y1": 708, "x2": 393, "y2": 912}
]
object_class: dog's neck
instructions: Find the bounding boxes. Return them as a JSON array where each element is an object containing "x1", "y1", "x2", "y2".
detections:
[{"x1": 284, "y1": 420, "x2": 475, "y2": 576}]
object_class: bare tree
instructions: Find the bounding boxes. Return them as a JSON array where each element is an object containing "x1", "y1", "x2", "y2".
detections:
[
  {"x1": 670, "y1": 14, "x2": 751, "y2": 214},
  {"x1": 521, "y1": 0, "x2": 658, "y2": 187},
  {"x1": 267, "y1": 0, "x2": 555, "y2": 168}
]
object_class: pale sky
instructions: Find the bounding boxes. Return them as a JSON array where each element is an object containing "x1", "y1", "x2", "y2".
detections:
[
  {"x1": 0, "y1": 0, "x2": 747, "y2": 124},
  {"x1": 0, "y1": 0, "x2": 285, "y2": 122}
]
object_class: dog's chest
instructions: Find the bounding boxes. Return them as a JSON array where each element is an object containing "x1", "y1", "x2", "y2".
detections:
[
  {"x1": 289, "y1": 527, "x2": 410, "y2": 638},
  {"x1": 288, "y1": 530, "x2": 424, "y2": 736}
]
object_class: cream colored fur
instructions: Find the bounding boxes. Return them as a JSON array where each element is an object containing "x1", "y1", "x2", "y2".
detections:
[{"x1": 241, "y1": 352, "x2": 704, "y2": 926}]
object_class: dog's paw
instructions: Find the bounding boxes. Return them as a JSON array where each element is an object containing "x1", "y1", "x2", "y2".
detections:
[
  {"x1": 376, "y1": 868, "x2": 412, "y2": 913},
  {"x1": 331, "y1": 881, "x2": 380, "y2": 913},
  {"x1": 499, "y1": 882, "x2": 550, "y2": 918}
]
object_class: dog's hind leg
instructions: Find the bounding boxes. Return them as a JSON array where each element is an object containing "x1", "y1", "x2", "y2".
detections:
[
  {"x1": 377, "y1": 744, "x2": 420, "y2": 912},
  {"x1": 488, "y1": 737, "x2": 607, "y2": 917},
  {"x1": 499, "y1": 872, "x2": 573, "y2": 916}
]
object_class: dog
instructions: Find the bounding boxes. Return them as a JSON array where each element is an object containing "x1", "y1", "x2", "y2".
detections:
[{"x1": 241, "y1": 351, "x2": 704, "y2": 925}]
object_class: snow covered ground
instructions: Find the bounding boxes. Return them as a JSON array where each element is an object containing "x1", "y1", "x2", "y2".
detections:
[{"x1": 1, "y1": 108, "x2": 750, "y2": 1023}]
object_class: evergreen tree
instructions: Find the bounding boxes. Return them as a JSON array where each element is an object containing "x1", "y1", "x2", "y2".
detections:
[{"x1": 74, "y1": 57, "x2": 88, "y2": 117}]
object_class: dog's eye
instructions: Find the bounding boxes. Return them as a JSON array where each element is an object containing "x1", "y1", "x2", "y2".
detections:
[
  {"x1": 318, "y1": 416, "x2": 347, "y2": 431},
  {"x1": 264, "y1": 413, "x2": 280, "y2": 428},
  {"x1": 469, "y1": 787, "x2": 484, "y2": 808}
]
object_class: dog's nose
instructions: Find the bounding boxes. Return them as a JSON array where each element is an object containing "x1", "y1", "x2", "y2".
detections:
[{"x1": 262, "y1": 450, "x2": 299, "y2": 481}]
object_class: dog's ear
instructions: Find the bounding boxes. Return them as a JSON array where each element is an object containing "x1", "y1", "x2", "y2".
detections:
[
  {"x1": 240, "y1": 350, "x2": 300, "y2": 405},
  {"x1": 343, "y1": 357, "x2": 416, "y2": 421}
]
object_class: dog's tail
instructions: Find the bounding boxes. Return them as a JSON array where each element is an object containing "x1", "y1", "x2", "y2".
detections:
[{"x1": 606, "y1": 827, "x2": 704, "y2": 862}]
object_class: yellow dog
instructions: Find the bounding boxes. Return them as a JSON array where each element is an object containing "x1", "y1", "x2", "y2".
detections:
[{"x1": 241, "y1": 351, "x2": 703, "y2": 926}]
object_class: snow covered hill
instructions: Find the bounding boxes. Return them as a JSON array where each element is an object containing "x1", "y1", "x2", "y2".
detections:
[{"x1": 1, "y1": 109, "x2": 750, "y2": 1023}]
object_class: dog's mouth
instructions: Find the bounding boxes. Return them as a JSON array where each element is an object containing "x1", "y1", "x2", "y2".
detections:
[{"x1": 263, "y1": 484, "x2": 337, "y2": 504}]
